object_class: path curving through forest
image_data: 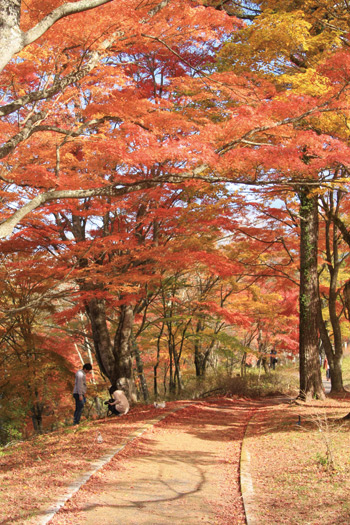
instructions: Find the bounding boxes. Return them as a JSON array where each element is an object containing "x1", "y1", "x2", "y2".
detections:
[{"x1": 44, "y1": 397, "x2": 287, "y2": 525}]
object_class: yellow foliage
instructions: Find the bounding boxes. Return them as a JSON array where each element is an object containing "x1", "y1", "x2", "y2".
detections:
[
  {"x1": 280, "y1": 68, "x2": 330, "y2": 95},
  {"x1": 219, "y1": 5, "x2": 343, "y2": 77}
]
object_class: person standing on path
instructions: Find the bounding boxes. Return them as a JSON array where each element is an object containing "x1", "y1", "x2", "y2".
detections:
[{"x1": 73, "y1": 363, "x2": 92, "y2": 425}]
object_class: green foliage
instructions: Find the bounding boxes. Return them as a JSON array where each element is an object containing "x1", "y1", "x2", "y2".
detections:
[
  {"x1": 314, "y1": 452, "x2": 331, "y2": 469},
  {"x1": 0, "y1": 420, "x2": 23, "y2": 446}
]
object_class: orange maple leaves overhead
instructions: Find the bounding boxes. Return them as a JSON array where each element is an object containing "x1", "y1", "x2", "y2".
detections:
[{"x1": 1, "y1": 0, "x2": 350, "y2": 385}]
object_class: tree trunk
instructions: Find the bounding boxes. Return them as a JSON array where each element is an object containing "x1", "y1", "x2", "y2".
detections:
[
  {"x1": 153, "y1": 324, "x2": 164, "y2": 399},
  {"x1": 113, "y1": 304, "x2": 137, "y2": 401},
  {"x1": 168, "y1": 340, "x2": 176, "y2": 394},
  {"x1": 85, "y1": 297, "x2": 114, "y2": 378},
  {"x1": 241, "y1": 352, "x2": 247, "y2": 377},
  {"x1": 132, "y1": 337, "x2": 149, "y2": 402},
  {"x1": 194, "y1": 342, "x2": 206, "y2": 377},
  {"x1": 194, "y1": 319, "x2": 206, "y2": 377},
  {"x1": 318, "y1": 196, "x2": 345, "y2": 393},
  {"x1": 85, "y1": 298, "x2": 136, "y2": 400},
  {"x1": 318, "y1": 299, "x2": 344, "y2": 393},
  {"x1": 31, "y1": 402, "x2": 43, "y2": 434},
  {"x1": 298, "y1": 188, "x2": 325, "y2": 400}
]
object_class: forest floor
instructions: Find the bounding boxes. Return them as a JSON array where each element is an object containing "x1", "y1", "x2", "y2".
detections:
[{"x1": 2, "y1": 393, "x2": 350, "y2": 525}]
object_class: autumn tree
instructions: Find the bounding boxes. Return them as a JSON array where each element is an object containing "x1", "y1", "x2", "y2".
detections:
[
  {"x1": 0, "y1": 249, "x2": 74, "y2": 437},
  {"x1": 196, "y1": 0, "x2": 350, "y2": 399},
  {"x1": 2, "y1": 0, "x2": 350, "y2": 404},
  {"x1": 317, "y1": 186, "x2": 350, "y2": 393},
  {"x1": 0, "y1": 0, "x2": 239, "y2": 395}
]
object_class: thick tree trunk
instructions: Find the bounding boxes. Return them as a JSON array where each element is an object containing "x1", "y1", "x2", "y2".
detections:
[
  {"x1": 113, "y1": 304, "x2": 137, "y2": 401},
  {"x1": 85, "y1": 297, "x2": 114, "y2": 378},
  {"x1": 85, "y1": 298, "x2": 136, "y2": 400},
  {"x1": 0, "y1": 0, "x2": 22, "y2": 72},
  {"x1": 298, "y1": 188, "x2": 325, "y2": 400},
  {"x1": 194, "y1": 343, "x2": 206, "y2": 377}
]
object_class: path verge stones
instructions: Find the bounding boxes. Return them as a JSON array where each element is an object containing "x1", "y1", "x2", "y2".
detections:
[{"x1": 40, "y1": 405, "x2": 187, "y2": 524}]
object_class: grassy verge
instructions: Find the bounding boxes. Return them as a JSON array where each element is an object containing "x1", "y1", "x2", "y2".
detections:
[{"x1": 245, "y1": 398, "x2": 350, "y2": 525}]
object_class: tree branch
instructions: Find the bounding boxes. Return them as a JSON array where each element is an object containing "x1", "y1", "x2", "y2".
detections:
[
  {"x1": 0, "y1": 111, "x2": 46, "y2": 159},
  {"x1": 23, "y1": 0, "x2": 114, "y2": 48},
  {"x1": 0, "y1": 0, "x2": 113, "y2": 73}
]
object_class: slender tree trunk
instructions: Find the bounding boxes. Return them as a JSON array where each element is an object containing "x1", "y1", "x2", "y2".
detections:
[
  {"x1": 154, "y1": 363, "x2": 158, "y2": 399},
  {"x1": 318, "y1": 297, "x2": 344, "y2": 393},
  {"x1": 132, "y1": 336, "x2": 149, "y2": 402},
  {"x1": 241, "y1": 352, "x2": 247, "y2": 377},
  {"x1": 298, "y1": 188, "x2": 325, "y2": 400},
  {"x1": 31, "y1": 402, "x2": 43, "y2": 434},
  {"x1": 153, "y1": 324, "x2": 164, "y2": 399},
  {"x1": 168, "y1": 339, "x2": 176, "y2": 394},
  {"x1": 318, "y1": 196, "x2": 345, "y2": 392},
  {"x1": 163, "y1": 363, "x2": 168, "y2": 397},
  {"x1": 194, "y1": 319, "x2": 206, "y2": 377},
  {"x1": 194, "y1": 341, "x2": 205, "y2": 377},
  {"x1": 174, "y1": 357, "x2": 183, "y2": 392}
]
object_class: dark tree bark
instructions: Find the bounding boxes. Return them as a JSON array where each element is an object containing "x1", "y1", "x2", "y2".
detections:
[
  {"x1": 31, "y1": 401, "x2": 43, "y2": 434},
  {"x1": 317, "y1": 195, "x2": 345, "y2": 393},
  {"x1": 85, "y1": 297, "x2": 114, "y2": 378},
  {"x1": 85, "y1": 299, "x2": 137, "y2": 401},
  {"x1": 194, "y1": 319, "x2": 213, "y2": 377},
  {"x1": 298, "y1": 187, "x2": 325, "y2": 400},
  {"x1": 131, "y1": 336, "x2": 149, "y2": 402},
  {"x1": 318, "y1": 305, "x2": 344, "y2": 392}
]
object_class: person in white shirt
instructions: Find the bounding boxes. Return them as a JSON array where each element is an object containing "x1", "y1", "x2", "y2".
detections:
[
  {"x1": 73, "y1": 363, "x2": 92, "y2": 424},
  {"x1": 107, "y1": 384, "x2": 129, "y2": 416}
]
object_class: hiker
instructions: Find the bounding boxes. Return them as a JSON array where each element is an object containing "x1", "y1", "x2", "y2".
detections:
[
  {"x1": 73, "y1": 362, "x2": 92, "y2": 425},
  {"x1": 106, "y1": 384, "x2": 129, "y2": 416}
]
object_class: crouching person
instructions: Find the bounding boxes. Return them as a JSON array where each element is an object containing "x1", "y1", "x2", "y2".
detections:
[{"x1": 107, "y1": 385, "x2": 129, "y2": 416}]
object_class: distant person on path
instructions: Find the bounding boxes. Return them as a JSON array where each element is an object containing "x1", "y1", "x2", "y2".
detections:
[
  {"x1": 73, "y1": 363, "x2": 92, "y2": 425},
  {"x1": 323, "y1": 357, "x2": 330, "y2": 381},
  {"x1": 106, "y1": 384, "x2": 129, "y2": 416},
  {"x1": 270, "y1": 349, "x2": 278, "y2": 370}
]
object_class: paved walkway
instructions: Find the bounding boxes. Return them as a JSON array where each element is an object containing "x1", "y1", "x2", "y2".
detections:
[{"x1": 50, "y1": 399, "x2": 254, "y2": 524}]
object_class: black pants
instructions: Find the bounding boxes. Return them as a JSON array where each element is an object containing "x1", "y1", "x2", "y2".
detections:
[
  {"x1": 107, "y1": 403, "x2": 121, "y2": 416},
  {"x1": 73, "y1": 394, "x2": 86, "y2": 424}
]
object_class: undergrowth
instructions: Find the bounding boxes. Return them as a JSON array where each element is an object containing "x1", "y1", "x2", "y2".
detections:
[{"x1": 179, "y1": 367, "x2": 299, "y2": 400}]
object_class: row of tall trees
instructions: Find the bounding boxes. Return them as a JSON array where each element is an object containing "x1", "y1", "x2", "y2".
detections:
[{"x1": 1, "y1": 0, "x2": 350, "y2": 439}]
